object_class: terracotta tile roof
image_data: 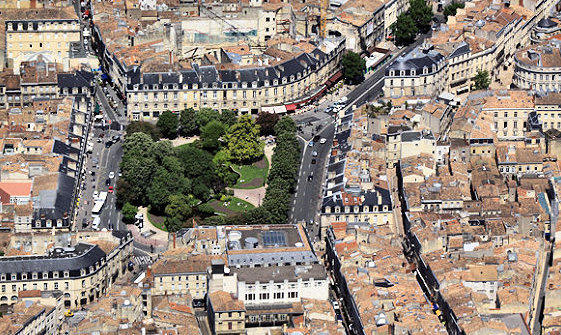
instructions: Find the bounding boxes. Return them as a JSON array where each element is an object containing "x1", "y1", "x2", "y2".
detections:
[{"x1": 209, "y1": 290, "x2": 245, "y2": 312}]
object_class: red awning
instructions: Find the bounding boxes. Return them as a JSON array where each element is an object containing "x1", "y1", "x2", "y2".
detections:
[
  {"x1": 285, "y1": 104, "x2": 297, "y2": 111},
  {"x1": 327, "y1": 71, "x2": 343, "y2": 84}
]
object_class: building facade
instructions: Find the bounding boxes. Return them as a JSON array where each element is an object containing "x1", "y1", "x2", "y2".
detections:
[
  {"x1": 125, "y1": 39, "x2": 345, "y2": 120},
  {"x1": 513, "y1": 39, "x2": 561, "y2": 93},
  {"x1": 383, "y1": 46, "x2": 448, "y2": 98},
  {"x1": 0, "y1": 233, "x2": 133, "y2": 310}
]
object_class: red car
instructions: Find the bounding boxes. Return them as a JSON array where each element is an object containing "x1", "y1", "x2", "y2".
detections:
[{"x1": 108, "y1": 186, "x2": 114, "y2": 193}]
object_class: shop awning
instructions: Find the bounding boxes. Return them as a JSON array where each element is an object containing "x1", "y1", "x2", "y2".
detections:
[
  {"x1": 262, "y1": 106, "x2": 287, "y2": 114},
  {"x1": 326, "y1": 71, "x2": 343, "y2": 85},
  {"x1": 285, "y1": 104, "x2": 297, "y2": 111}
]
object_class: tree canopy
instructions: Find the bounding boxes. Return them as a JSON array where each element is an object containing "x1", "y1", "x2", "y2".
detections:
[
  {"x1": 391, "y1": 13, "x2": 418, "y2": 46},
  {"x1": 121, "y1": 203, "x2": 138, "y2": 225},
  {"x1": 126, "y1": 121, "x2": 161, "y2": 141},
  {"x1": 179, "y1": 108, "x2": 197, "y2": 137},
  {"x1": 195, "y1": 108, "x2": 220, "y2": 130},
  {"x1": 255, "y1": 112, "x2": 280, "y2": 136},
  {"x1": 444, "y1": 2, "x2": 464, "y2": 18},
  {"x1": 224, "y1": 115, "x2": 263, "y2": 163},
  {"x1": 157, "y1": 110, "x2": 179, "y2": 139},
  {"x1": 409, "y1": 0, "x2": 433, "y2": 34},
  {"x1": 342, "y1": 51, "x2": 366, "y2": 85},
  {"x1": 274, "y1": 116, "x2": 297, "y2": 135},
  {"x1": 200, "y1": 120, "x2": 227, "y2": 153},
  {"x1": 473, "y1": 69, "x2": 491, "y2": 90}
]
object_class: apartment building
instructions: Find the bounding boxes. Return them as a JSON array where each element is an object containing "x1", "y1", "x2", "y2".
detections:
[
  {"x1": 496, "y1": 143, "x2": 545, "y2": 176},
  {"x1": 149, "y1": 256, "x2": 210, "y2": 299},
  {"x1": 383, "y1": 46, "x2": 448, "y2": 98},
  {"x1": 386, "y1": 129, "x2": 436, "y2": 167},
  {"x1": 233, "y1": 264, "x2": 329, "y2": 306},
  {"x1": 126, "y1": 39, "x2": 345, "y2": 120},
  {"x1": 0, "y1": 300, "x2": 58, "y2": 335},
  {"x1": 535, "y1": 92, "x2": 561, "y2": 132},
  {"x1": 419, "y1": 0, "x2": 559, "y2": 95},
  {"x1": 530, "y1": 17, "x2": 561, "y2": 44},
  {"x1": 1, "y1": 7, "x2": 82, "y2": 72},
  {"x1": 0, "y1": 232, "x2": 133, "y2": 310},
  {"x1": 513, "y1": 39, "x2": 561, "y2": 93},
  {"x1": 485, "y1": 90, "x2": 535, "y2": 139},
  {"x1": 207, "y1": 290, "x2": 246, "y2": 335}
]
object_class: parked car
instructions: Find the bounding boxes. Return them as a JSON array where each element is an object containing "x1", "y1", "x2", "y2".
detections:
[
  {"x1": 108, "y1": 186, "x2": 114, "y2": 193},
  {"x1": 108, "y1": 171, "x2": 115, "y2": 179},
  {"x1": 320, "y1": 138, "x2": 327, "y2": 144},
  {"x1": 93, "y1": 191, "x2": 99, "y2": 199}
]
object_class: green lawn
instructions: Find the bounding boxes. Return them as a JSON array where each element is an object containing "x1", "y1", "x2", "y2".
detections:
[
  {"x1": 208, "y1": 197, "x2": 255, "y2": 216},
  {"x1": 146, "y1": 211, "x2": 168, "y2": 232},
  {"x1": 232, "y1": 156, "x2": 268, "y2": 189}
]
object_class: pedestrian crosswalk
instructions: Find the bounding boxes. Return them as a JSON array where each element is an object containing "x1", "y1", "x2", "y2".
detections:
[{"x1": 133, "y1": 256, "x2": 153, "y2": 266}]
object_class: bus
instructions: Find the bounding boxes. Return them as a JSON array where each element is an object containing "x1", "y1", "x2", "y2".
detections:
[{"x1": 91, "y1": 191, "x2": 108, "y2": 216}]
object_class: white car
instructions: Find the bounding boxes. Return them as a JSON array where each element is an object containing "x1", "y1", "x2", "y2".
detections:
[
  {"x1": 108, "y1": 172, "x2": 115, "y2": 179},
  {"x1": 93, "y1": 191, "x2": 99, "y2": 199},
  {"x1": 320, "y1": 138, "x2": 327, "y2": 144}
]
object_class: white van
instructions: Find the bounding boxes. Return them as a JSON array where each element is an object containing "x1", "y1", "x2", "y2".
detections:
[{"x1": 92, "y1": 216, "x2": 101, "y2": 230}]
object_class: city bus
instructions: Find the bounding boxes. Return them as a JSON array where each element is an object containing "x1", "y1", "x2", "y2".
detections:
[{"x1": 91, "y1": 191, "x2": 108, "y2": 216}]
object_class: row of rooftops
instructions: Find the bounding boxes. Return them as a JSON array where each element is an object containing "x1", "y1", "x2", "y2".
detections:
[{"x1": 125, "y1": 42, "x2": 340, "y2": 90}]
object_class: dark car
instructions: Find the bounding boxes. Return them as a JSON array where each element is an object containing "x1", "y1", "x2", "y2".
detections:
[
  {"x1": 311, "y1": 159, "x2": 317, "y2": 164},
  {"x1": 105, "y1": 140, "x2": 113, "y2": 148},
  {"x1": 308, "y1": 172, "x2": 314, "y2": 181},
  {"x1": 105, "y1": 178, "x2": 111, "y2": 186},
  {"x1": 313, "y1": 135, "x2": 321, "y2": 142}
]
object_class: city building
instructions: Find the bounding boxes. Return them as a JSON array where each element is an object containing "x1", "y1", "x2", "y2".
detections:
[
  {"x1": 1, "y1": 7, "x2": 83, "y2": 72},
  {"x1": 383, "y1": 45, "x2": 448, "y2": 98},
  {"x1": 0, "y1": 232, "x2": 133, "y2": 310},
  {"x1": 513, "y1": 38, "x2": 561, "y2": 93}
]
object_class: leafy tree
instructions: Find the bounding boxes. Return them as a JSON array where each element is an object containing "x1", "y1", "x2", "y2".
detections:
[
  {"x1": 122, "y1": 132, "x2": 154, "y2": 159},
  {"x1": 176, "y1": 145, "x2": 219, "y2": 192},
  {"x1": 192, "y1": 182, "x2": 211, "y2": 201},
  {"x1": 224, "y1": 115, "x2": 263, "y2": 163},
  {"x1": 274, "y1": 116, "x2": 297, "y2": 135},
  {"x1": 262, "y1": 187, "x2": 291, "y2": 224},
  {"x1": 204, "y1": 215, "x2": 226, "y2": 225},
  {"x1": 200, "y1": 120, "x2": 226, "y2": 153},
  {"x1": 213, "y1": 150, "x2": 238, "y2": 187},
  {"x1": 342, "y1": 51, "x2": 366, "y2": 85},
  {"x1": 443, "y1": 2, "x2": 464, "y2": 18},
  {"x1": 244, "y1": 207, "x2": 274, "y2": 225},
  {"x1": 157, "y1": 110, "x2": 179, "y2": 139},
  {"x1": 164, "y1": 216, "x2": 184, "y2": 232},
  {"x1": 121, "y1": 202, "x2": 138, "y2": 225},
  {"x1": 195, "y1": 108, "x2": 220, "y2": 130},
  {"x1": 120, "y1": 133, "x2": 157, "y2": 205},
  {"x1": 148, "y1": 167, "x2": 192, "y2": 213},
  {"x1": 219, "y1": 110, "x2": 238, "y2": 128},
  {"x1": 165, "y1": 194, "x2": 198, "y2": 222},
  {"x1": 149, "y1": 140, "x2": 175, "y2": 165},
  {"x1": 472, "y1": 69, "x2": 491, "y2": 90},
  {"x1": 409, "y1": 0, "x2": 433, "y2": 34},
  {"x1": 391, "y1": 13, "x2": 418, "y2": 46},
  {"x1": 161, "y1": 156, "x2": 185, "y2": 176},
  {"x1": 179, "y1": 108, "x2": 197, "y2": 137},
  {"x1": 197, "y1": 203, "x2": 215, "y2": 215},
  {"x1": 256, "y1": 112, "x2": 280, "y2": 136},
  {"x1": 115, "y1": 179, "x2": 135, "y2": 208},
  {"x1": 126, "y1": 121, "x2": 161, "y2": 141}
]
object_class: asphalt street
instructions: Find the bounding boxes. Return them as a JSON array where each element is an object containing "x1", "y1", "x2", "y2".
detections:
[
  {"x1": 341, "y1": 30, "x2": 433, "y2": 112},
  {"x1": 287, "y1": 32, "x2": 432, "y2": 240},
  {"x1": 290, "y1": 110, "x2": 336, "y2": 240}
]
